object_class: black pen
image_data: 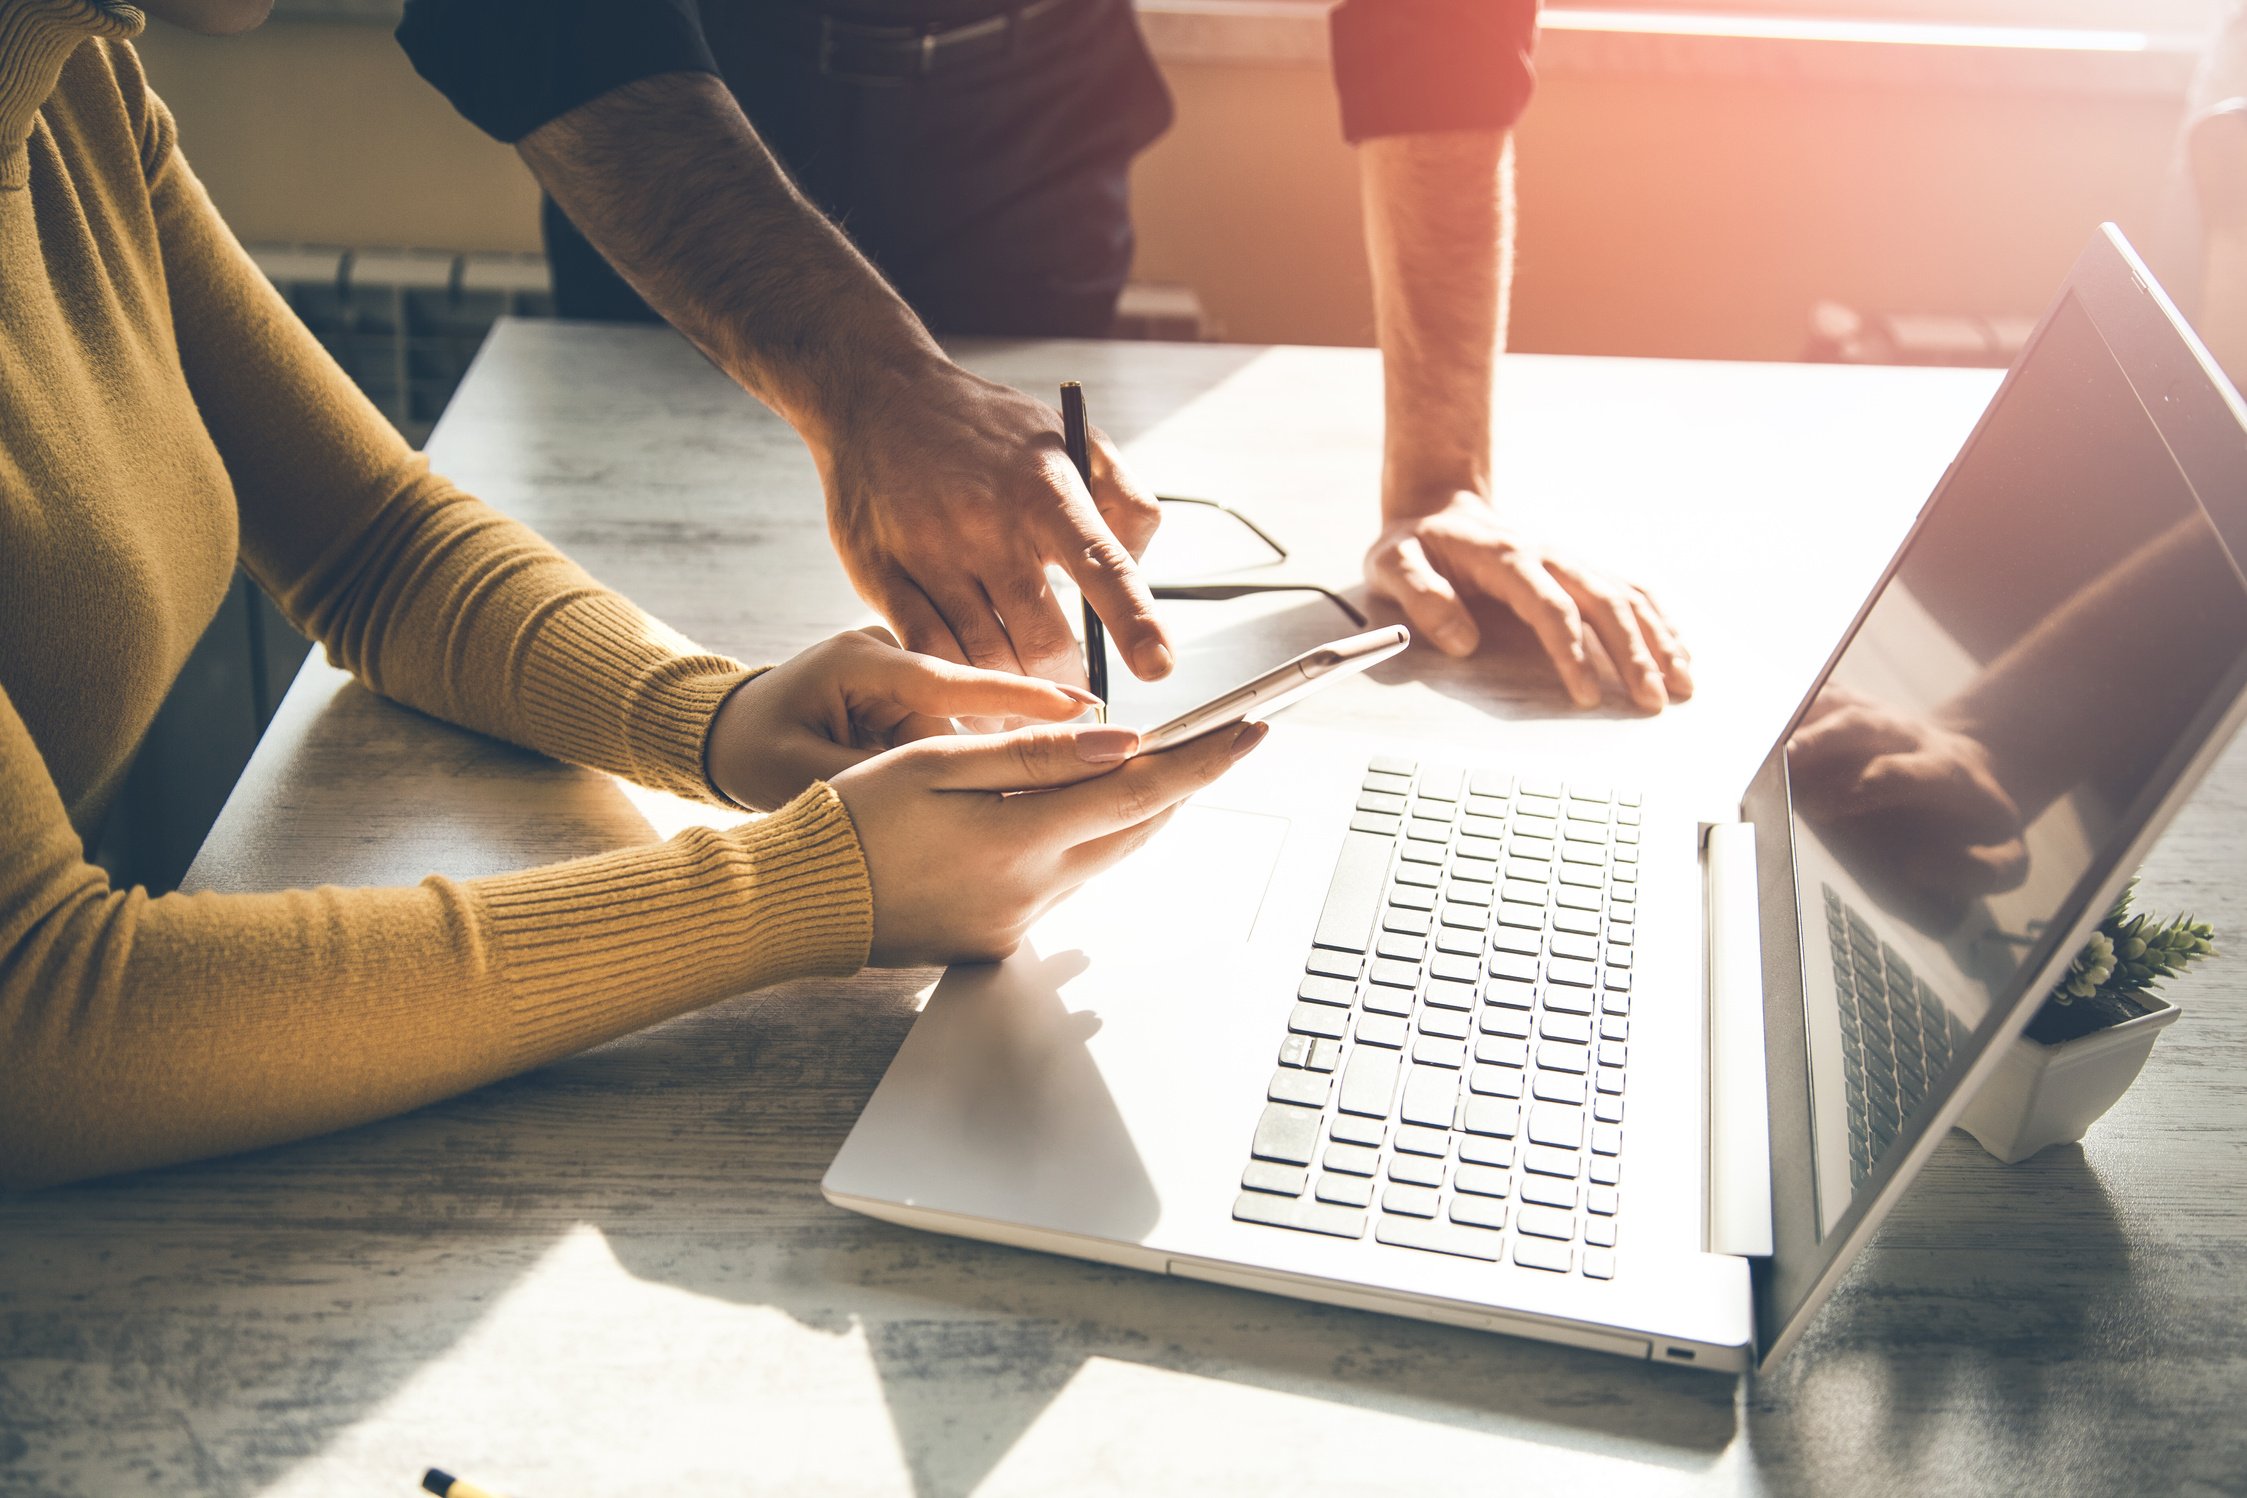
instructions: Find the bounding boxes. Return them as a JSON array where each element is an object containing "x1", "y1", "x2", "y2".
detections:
[{"x1": 1060, "y1": 381, "x2": 1106, "y2": 714}]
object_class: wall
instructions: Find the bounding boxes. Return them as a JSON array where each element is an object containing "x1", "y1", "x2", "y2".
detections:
[{"x1": 135, "y1": 19, "x2": 2190, "y2": 363}]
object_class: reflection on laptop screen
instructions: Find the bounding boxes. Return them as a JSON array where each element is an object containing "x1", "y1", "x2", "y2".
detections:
[{"x1": 1784, "y1": 293, "x2": 2247, "y2": 1236}]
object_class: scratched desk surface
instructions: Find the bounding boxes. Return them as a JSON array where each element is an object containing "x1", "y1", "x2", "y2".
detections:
[{"x1": 3, "y1": 324, "x2": 2241, "y2": 1498}]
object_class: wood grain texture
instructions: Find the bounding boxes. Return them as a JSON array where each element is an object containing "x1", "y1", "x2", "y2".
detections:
[{"x1": 3, "y1": 324, "x2": 2242, "y2": 1498}]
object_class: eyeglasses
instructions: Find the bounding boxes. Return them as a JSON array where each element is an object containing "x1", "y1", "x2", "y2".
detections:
[{"x1": 1081, "y1": 494, "x2": 1367, "y2": 697}]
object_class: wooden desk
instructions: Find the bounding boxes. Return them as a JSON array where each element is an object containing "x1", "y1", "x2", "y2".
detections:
[{"x1": 4, "y1": 325, "x2": 2241, "y2": 1496}]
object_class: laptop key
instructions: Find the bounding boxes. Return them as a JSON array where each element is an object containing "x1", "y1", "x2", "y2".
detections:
[
  {"x1": 1383, "y1": 906, "x2": 1433, "y2": 936},
  {"x1": 1523, "y1": 1144, "x2": 1580, "y2": 1178},
  {"x1": 1358, "y1": 1013, "x2": 1409, "y2": 1048},
  {"x1": 1298, "y1": 975, "x2": 1357, "y2": 1007},
  {"x1": 1413, "y1": 1036, "x2": 1467, "y2": 1069},
  {"x1": 1601, "y1": 1015, "x2": 1629, "y2": 1041},
  {"x1": 1592, "y1": 1124, "x2": 1624, "y2": 1156},
  {"x1": 1529, "y1": 1103, "x2": 1585, "y2": 1149},
  {"x1": 1251, "y1": 1102, "x2": 1322, "y2": 1165},
  {"x1": 1533, "y1": 1072, "x2": 1587, "y2": 1105},
  {"x1": 1588, "y1": 1186, "x2": 1619, "y2": 1216},
  {"x1": 1522, "y1": 1177, "x2": 1578, "y2": 1209},
  {"x1": 1512, "y1": 1238, "x2": 1573, "y2": 1273},
  {"x1": 1476, "y1": 1035, "x2": 1529, "y2": 1068},
  {"x1": 1447, "y1": 881, "x2": 1496, "y2": 907},
  {"x1": 1377, "y1": 1214, "x2": 1504, "y2": 1261},
  {"x1": 1361, "y1": 984, "x2": 1414, "y2": 1017},
  {"x1": 1317, "y1": 1172, "x2": 1375, "y2": 1208},
  {"x1": 1417, "y1": 1007, "x2": 1471, "y2": 1041},
  {"x1": 1279, "y1": 1035, "x2": 1311, "y2": 1068},
  {"x1": 1583, "y1": 1248, "x2": 1616, "y2": 1279},
  {"x1": 1436, "y1": 927, "x2": 1485, "y2": 957},
  {"x1": 1538, "y1": 1041, "x2": 1590, "y2": 1075},
  {"x1": 1329, "y1": 1114, "x2": 1383, "y2": 1146},
  {"x1": 1307, "y1": 1038, "x2": 1343, "y2": 1072},
  {"x1": 1338, "y1": 1047, "x2": 1402, "y2": 1117},
  {"x1": 1549, "y1": 931, "x2": 1598, "y2": 961},
  {"x1": 1462, "y1": 1097, "x2": 1520, "y2": 1137},
  {"x1": 1368, "y1": 755, "x2": 1416, "y2": 778},
  {"x1": 1307, "y1": 949, "x2": 1362, "y2": 980},
  {"x1": 1547, "y1": 956, "x2": 1598, "y2": 987},
  {"x1": 1383, "y1": 1183, "x2": 1442, "y2": 1218},
  {"x1": 1542, "y1": 987, "x2": 1595, "y2": 1017},
  {"x1": 1416, "y1": 765, "x2": 1465, "y2": 802},
  {"x1": 1480, "y1": 1007, "x2": 1531, "y2": 1040},
  {"x1": 1357, "y1": 789, "x2": 1408, "y2": 816},
  {"x1": 1388, "y1": 1154, "x2": 1445, "y2": 1188},
  {"x1": 1394, "y1": 861, "x2": 1441, "y2": 889},
  {"x1": 1585, "y1": 1219, "x2": 1618, "y2": 1248},
  {"x1": 1493, "y1": 926, "x2": 1541, "y2": 956},
  {"x1": 1423, "y1": 977, "x2": 1476, "y2": 1011},
  {"x1": 1555, "y1": 885, "x2": 1602, "y2": 913},
  {"x1": 1450, "y1": 1194, "x2": 1507, "y2": 1230},
  {"x1": 1516, "y1": 1204, "x2": 1576, "y2": 1241},
  {"x1": 1588, "y1": 1157, "x2": 1621, "y2": 1186},
  {"x1": 1541, "y1": 1012, "x2": 1594, "y2": 1044},
  {"x1": 1289, "y1": 1003, "x2": 1348, "y2": 1040},
  {"x1": 1453, "y1": 1162, "x2": 1512, "y2": 1198},
  {"x1": 1243, "y1": 1161, "x2": 1307, "y2": 1196},
  {"x1": 1323, "y1": 1142, "x2": 1380, "y2": 1176},
  {"x1": 1593, "y1": 1095, "x2": 1624, "y2": 1123},
  {"x1": 1377, "y1": 933, "x2": 1429, "y2": 963},
  {"x1": 1391, "y1": 884, "x2": 1438, "y2": 911},
  {"x1": 1315, "y1": 830, "x2": 1394, "y2": 953},
  {"x1": 1485, "y1": 977, "x2": 1536, "y2": 1012},
  {"x1": 1489, "y1": 952, "x2": 1539, "y2": 984},
  {"x1": 1430, "y1": 953, "x2": 1480, "y2": 985},
  {"x1": 1269, "y1": 1069, "x2": 1331, "y2": 1108},
  {"x1": 1369, "y1": 956, "x2": 1420, "y2": 989},
  {"x1": 1453, "y1": 856, "x2": 1500, "y2": 884},
  {"x1": 1234, "y1": 1190, "x2": 1367, "y2": 1240},
  {"x1": 1401, "y1": 1066, "x2": 1458, "y2": 1127},
  {"x1": 1552, "y1": 906, "x2": 1600, "y2": 936},
  {"x1": 1469, "y1": 1064, "x2": 1523, "y2": 1098},
  {"x1": 1392, "y1": 1123, "x2": 1450, "y2": 1158}
]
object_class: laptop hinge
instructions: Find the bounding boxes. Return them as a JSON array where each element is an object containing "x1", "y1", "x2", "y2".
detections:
[{"x1": 1702, "y1": 821, "x2": 1775, "y2": 1259}]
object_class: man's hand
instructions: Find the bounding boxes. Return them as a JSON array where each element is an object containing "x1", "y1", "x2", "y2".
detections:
[
  {"x1": 1367, "y1": 491, "x2": 1692, "y2": 712},
  {"x1": 821, "y1": 360, "x2": 1171, "y2": 689}
]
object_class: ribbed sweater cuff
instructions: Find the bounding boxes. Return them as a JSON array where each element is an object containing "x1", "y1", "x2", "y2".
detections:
[
  {"x1": 513, "y1": 592, "x2": 760, "y2": 806},
  {"x1": 0, "y1": 0, "x2": 141, "y2": 187},
  {"x1": 474, "y1": 782, "x2": 873, "y2": 1065}
]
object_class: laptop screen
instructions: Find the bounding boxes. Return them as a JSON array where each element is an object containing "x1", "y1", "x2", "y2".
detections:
[{"x1": 1782, "y1": 291, "x2": 2247, "y2": 1237}]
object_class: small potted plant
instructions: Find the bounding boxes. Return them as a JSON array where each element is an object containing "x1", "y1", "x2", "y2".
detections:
[{"x1": 1959, "y1": 880, "x2": 2219, "y2": 1164}]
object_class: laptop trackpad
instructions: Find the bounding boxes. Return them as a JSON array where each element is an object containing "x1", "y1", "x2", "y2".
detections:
[{"x1": 1029, "y1": 802, "x2": 1291, "y2": 956}]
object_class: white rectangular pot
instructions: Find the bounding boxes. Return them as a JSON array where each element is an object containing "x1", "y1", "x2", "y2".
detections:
[{"x1": 1957, "y1": 995, "x2": 2181, "y2": 1164}]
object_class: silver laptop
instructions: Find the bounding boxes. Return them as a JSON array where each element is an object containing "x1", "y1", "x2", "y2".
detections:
[{"x1": 825, "y1": 226, "x2": 2247, "y2": 1372}]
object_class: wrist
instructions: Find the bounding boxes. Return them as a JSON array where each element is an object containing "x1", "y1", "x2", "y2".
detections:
[{"x1": 776, "y1": 317, "x2": 954, "y2": 459}]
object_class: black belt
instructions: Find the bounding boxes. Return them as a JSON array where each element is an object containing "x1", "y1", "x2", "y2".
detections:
[{"x1": 766, "y1": 0, "x2": 1095, "y2": 83}]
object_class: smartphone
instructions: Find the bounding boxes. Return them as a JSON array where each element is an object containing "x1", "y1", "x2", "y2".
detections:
[{"x1": 1137, "y1": 625, "x2": 1411, "y2": 754}]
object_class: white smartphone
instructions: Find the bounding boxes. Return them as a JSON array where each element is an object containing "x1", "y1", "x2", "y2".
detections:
[{"x1": 1137, "y1": 625, "x2": 1411, "y2": 754}]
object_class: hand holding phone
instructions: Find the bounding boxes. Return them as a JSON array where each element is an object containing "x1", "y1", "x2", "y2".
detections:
[{"x1": 1138, "y1": 626, "x2": 1411, "y2": 754}]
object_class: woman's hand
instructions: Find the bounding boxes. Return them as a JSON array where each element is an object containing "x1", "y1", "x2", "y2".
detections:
[
  {"x1": 832, "y1": 718, "x2": 1269, "y2": 966},
  {"x1": 705, "y1": 628, "x2": 1099, "y2": 811}
]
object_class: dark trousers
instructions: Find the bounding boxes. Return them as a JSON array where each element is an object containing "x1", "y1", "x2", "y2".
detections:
[{"x1": 544, "y1": 0, "x2": 1174, "y2": 337}]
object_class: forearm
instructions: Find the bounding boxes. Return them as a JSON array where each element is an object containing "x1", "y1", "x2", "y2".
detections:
[
  {"x1": 516, "y1": 71, "x2": 945, "y2": 448},
  {"x1": 1358, "y1": 129, "x2": 1513, "y2": 517}
]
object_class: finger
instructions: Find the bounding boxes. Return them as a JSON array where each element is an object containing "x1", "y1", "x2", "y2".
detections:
[
  {"x1": 1367, "y1": 534, "x2": 1479, "y2": 656},
  {"x1": 1044, "y1": 457, "x2": 1172, "y2": 682},
  {"x1": 1562, "y1": 575, "x2": 1667, "y2": 713},
  {"x1": 856, "y1": 624, "x2": 902, "y2": 649},
  {"x1": 1851, "y1": 751, "x2": 2022, "y2": 840},
  {"x1": 869, "y1": 643, "x2": 1098, "y2": 723},
  {"x1": 1059, "y1": 801, "x2": 1184, "y2": 885},
  {"x1": 1461, "y1": 550, "x2": 1600, "y2": 708},
  {"x1": 923, "y1": 575, "x2": 1026, "y2": 678},
  {"x1": 911, "y1": 721, "x2": 1144, "y2": 792},
  {"x1": 1016, "y1": 718, "x2": 1266, "y2": 845},
  {"x1": 1088, "y1": 428, "x2": 1162, "y2": 559},
  {"x1": 874, "y1": 573, "x2": 970, "y2": 669},
  {"x1": 1786, "y1": 706, "x2": 1911, "y2": 776},
  {"x1": 1629, "y1": 592, "x2": 1695, "y2": 702},
  {"x1": 985, "y1": 553, "x2": 1094, "y2": 690}
]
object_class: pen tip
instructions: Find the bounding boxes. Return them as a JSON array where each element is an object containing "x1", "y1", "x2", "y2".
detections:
[{"x1": 422, "y1": 1470, "x2": 453, "y2": 1496}]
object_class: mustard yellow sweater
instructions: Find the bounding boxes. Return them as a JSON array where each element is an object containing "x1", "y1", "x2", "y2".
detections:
[{"x1": 0, "y1": 1, "x2": 874, "y2": 1188}]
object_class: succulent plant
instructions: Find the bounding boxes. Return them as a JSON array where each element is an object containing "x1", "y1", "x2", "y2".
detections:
[{"x1": 2043, "y1": 878, "x2": 2218, "y2": 1035}]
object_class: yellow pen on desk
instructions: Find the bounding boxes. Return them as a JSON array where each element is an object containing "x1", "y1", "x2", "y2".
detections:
[{"x1": 423, "y1": 1468, "x2": 507, "y2": 1498}]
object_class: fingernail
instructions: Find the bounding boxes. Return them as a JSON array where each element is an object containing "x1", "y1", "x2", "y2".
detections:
[
  {"x1": 1135, "y1": 641, "x2": 1174, "y2": 680},
  {"x1": 1229, "y1": 720, "x2": 1270, "y2": 759},
  {"x1": 1077, "y1": 727, "x2": 1140, "y2": 762},
  {"x1": 1055, "y1": 684, "x2": 1104, "y2": 705}
]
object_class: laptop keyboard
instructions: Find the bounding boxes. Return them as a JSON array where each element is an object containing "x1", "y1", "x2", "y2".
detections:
[
  {"x1": 1232, "y1": 757, "x2": 1637, "y2": 1280},
  {"x1": 1822, "y1": 885, "x2": 1965, "y2": 1186}
]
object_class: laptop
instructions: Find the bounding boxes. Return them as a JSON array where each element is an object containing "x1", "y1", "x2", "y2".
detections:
[{"x1": 824, "y1": 225, "x2": 2247, "y2": 1372}]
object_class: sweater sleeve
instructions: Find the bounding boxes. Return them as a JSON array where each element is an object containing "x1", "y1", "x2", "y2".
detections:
[{"x1": 0, "y1": 55, "x2": 873, "y2": 1191}]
